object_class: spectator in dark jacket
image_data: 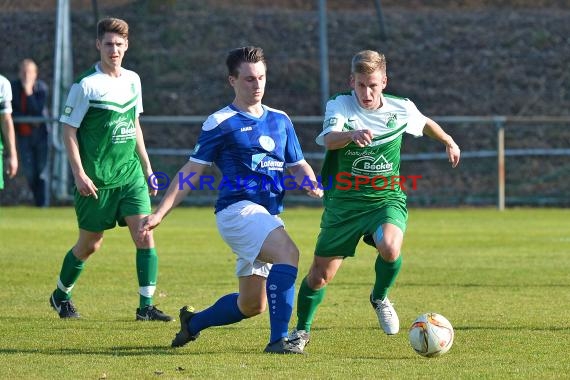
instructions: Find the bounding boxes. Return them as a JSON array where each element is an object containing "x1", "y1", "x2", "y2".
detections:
[{"x1": 11, "y1": 59, "x2": 50, "y2": 207}]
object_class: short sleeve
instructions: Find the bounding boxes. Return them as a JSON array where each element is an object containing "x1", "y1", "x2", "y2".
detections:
[
  {"x1": 404, "y1": 99, "x2": 427, "y2": 137},
  {"x1": 316, "y1": 97, "x2": 348, "y2": 146},
  {"x1": 59, "y1": 82, "x2": 90, "y2": 128},
  {"x1": 134, "y1": 73, "x2": 143, "y2": 116},
  {"x1": 189, "y1": 118, "x2": 224, "y2": 165},
  {"x1": 0, "y1": 76, "x2": 12, "y2": 114},
  {"x1": 284, "y1": 120, "x2": 305, "y2": 166}
]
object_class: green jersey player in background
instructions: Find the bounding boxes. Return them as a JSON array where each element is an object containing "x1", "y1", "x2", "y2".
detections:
[
  {"x1": 49, "y1": 17, "x2": 172, "y2": 322},
  {"x1": 289, "y1": 50, "x2": 461, "y2": 351},
  {"x1": 0, "y1": 73, "x2": 18, "y2": 190}
]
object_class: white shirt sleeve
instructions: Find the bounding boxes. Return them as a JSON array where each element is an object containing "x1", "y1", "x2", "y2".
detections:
[
  {"x1": 134, "y1": 72, "x2": 143, "y2": 116},
  {"x1": 404, "y1": 99, "x2": 427, "y2": 137},
  {"x1": 0, "y1": 76, "x2": 12, "y2": 114},
  {"x1": 59, "y1": 82, "x2": 90, "y2": 128},
  {"x1": 316, "y1": 96, "x2": 348, "y2": 146}
]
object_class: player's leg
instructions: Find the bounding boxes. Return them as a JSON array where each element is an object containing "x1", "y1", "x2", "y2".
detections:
[
  {"x1": 32, "y1": 128, "x2": 49, "y2": 207},
  {"x1": 50, "y1": 228, "x2": 104, "y2": 318},
  {"x1": 295, "y1": 208, "x2": 361, "y2": 335},
  {"x1": 171, "y1": 276, "x2": 256, "y2": 348},
  {"x1": 372, "y1": 223, "x2": 404, "y2": 300},
  {"x1": 122, "y1": 177, "x2": 172, "y2": 321},
  {"x1": 16, "y1": 135, "x2": 35, "y2": 199},
  {"x1": 368, "y1": 204, "x2": 407, "y2": 334},
  {"x1": 295, "y1": 255, "x2": 343, "y2": 333},
  {"x1": 176, "y1": 273, "x2": 266, "y2": 339},
  {"x1": 172, "y1": 200, "x2": 289, "y2": 350},
  {"x1": 288, "y1": 254, "x2": 343, "y2": 350},
  {"x1": 257, "y1": 226, "x2": 301, "y2": 351}
]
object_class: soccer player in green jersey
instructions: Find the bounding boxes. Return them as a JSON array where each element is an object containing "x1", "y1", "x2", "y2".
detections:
[
  {"x1": 289, "y1": 50, "x2": 461, "y2": 351},
  {"x1": 49, "y1": 17, "x2": 172, "y2": 322}
]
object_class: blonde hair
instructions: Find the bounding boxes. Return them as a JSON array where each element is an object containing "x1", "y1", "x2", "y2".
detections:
[
  {"x1": 97, "y1": 17, "x2": 129, "y2": 40},
  {"x1": 351, "y1": 50, "x2": 386, "y2": 74}
]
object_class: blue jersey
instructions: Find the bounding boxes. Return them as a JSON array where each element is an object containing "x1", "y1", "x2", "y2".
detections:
[{"x1": 190, "y1": 104, "x2": 306, "y2": 215}]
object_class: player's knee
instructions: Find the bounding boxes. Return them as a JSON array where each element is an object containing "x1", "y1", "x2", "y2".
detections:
[
  {"x1": 137, "y1": 232, "x2": 154, "y2": 248},
  {"x1": 379, "y1": 245, "x2": 400, "y2": 262},
  {"x1": 239, "y1": 299, "x2": 266, "y2": 317},
  {"x1": 307, "y1": 269, "x2": 331, "y2": 289},
  {"x1": 272, "y1": 244, "x2": 299, "y2": 266},
  {"x1": 85, "y1": 242, "x2": 102, "y2": 256},
  {"x1": 285, "y1": 245, "x2": 300, "y2": 263},
  {"x1": 74, "y1": 239, "x2": 102, "y2": 260}
]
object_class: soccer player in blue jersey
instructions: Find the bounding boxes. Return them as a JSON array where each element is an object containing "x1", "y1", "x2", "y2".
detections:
[{"x1": 139, "y1": 46, "x2": 322, "y2": 354}]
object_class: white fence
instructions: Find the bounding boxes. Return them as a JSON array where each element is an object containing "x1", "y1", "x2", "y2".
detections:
[{"x1": 13, "y1": 115, "x2": 570, "y2": 208}]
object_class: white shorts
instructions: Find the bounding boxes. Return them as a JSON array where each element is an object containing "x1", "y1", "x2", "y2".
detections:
[{"x1": 216, "y1": 200, "x2": 284, "y2": 278}]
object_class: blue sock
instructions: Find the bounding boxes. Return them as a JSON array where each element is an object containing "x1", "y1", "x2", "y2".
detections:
[
  {"x1": 188, "y1": 293, "x2": 246, "y2": 336},
  {"x1": 266, "y1": 263, "x2": 298, "y2": 344}
]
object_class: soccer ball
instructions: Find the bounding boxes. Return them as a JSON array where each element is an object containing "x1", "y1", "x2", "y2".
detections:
[{"x1": 408, "y1": 313, "x2": 454, "y2": 357}]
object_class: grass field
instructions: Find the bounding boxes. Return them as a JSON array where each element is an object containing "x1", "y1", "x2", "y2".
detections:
[{"x1": 1, "y1": 206, "x2": 569, "y2": 379}]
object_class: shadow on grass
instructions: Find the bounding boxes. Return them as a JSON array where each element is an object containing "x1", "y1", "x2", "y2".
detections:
[
  {"x1": 335, "y1": 281, "x2": 570, "y2": 288},
  {"x1": 0, "y1": 345, "x2": 222, "y2": 356}
]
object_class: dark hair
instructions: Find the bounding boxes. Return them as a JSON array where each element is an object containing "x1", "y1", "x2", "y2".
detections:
[
  {"x1": 97, "y1": 17, "x2": 129, "y2": 40},
  {"x1": 226, "y1": 46, "x2": 266, "y2": 77}
]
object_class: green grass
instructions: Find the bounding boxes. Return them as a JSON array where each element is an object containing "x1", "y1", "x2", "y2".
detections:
[{"x1": 1, "y1": 207, "x2": 569, "y2": 379}]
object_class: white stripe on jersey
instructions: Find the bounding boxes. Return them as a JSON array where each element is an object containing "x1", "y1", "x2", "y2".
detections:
[
  {"x1": 316, "y1": 92, "x2": 426, "y2": 146},
  {"x1": 60, "y1": 64, "x2": 143, "y2": 128}
]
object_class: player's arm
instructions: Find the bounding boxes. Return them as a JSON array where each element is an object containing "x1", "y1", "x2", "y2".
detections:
[
  {"x1": 63, "y1": 124, "x2": 99, "y2": 198},
  {"x1": 422, "y1": 118, "x2": 460, "y2": 168},
  {"x1": 323, "y1": 129, "x2": 373, "y2": 150},
  {"x1": 133, "y1": 117, "x2": 156, "y2": 196},
  {"x1": 140, "y1": 160, "x2": 207, "y2": 233},
  {"x1": 287, "y1": 161, "x2": 323, "y2": 198},
  {"x1": 1, "y1": 112, "x2": 18, "y2": 178}
]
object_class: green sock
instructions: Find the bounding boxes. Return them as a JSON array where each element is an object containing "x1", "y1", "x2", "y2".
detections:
[
  {"x1": 136, "y1": 248, "x2": 158, "y2": 308},
  {"x1": 296, "y1": 276, "x2": 326, "y2": 332},
  {"x1": 372, "y1": 254, "x2": 402, "y2": 300},
  {"x1": 53, "y1": 249, "x2": 85, "y2": 301}
]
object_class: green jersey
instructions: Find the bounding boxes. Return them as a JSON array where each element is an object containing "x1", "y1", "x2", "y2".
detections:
[
  {"x1": 60, "y1": 64, "x2": 143, "y2": 189},
  {"x1": 317, "y1": 91, "x2": 426, "y2": 210},
  {"x1": 0, "y1": 74, "x2": 13, "y2": 153}
]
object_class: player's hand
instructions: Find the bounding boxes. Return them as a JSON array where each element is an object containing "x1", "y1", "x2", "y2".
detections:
[
  {"x1": 144, "y1": 168, "x2": 158, "y2": 197},
  {"x1": 139, "y1": 213, "x2": 162, "y2": 233},
  {"x1": 304, "y1": 180, "x2": 323, "y2": 199},
  {"x1": 350, "y1": 129, "x2": 373, "y2": 147},
  {"x1": 6, "y1": 154, "x2": 18, "y2": 178},
  {"x1": 75, "y1": 173, "x2": 99, "y2": 199},
  {"x1": 446, "y1": 143, "x2": 461, "y2": 168}
]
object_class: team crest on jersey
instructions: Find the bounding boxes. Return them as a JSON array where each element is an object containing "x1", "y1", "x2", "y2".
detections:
[
  {"x1": 386, "y1": 113, "x2": 398, "y2": 129},
  {"x1": 258, "y1": 135, "x2": 276, "y2": 152},
  {"x1": 63, "y1": 106, "x2": 73, "y2": 116},
  {"x1": 328, "y1": 117, "x2": 338, "y2": 127}
]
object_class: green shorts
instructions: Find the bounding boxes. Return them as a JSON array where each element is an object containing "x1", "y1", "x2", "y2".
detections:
[
  {"x1": 75, "y1": 175, "x2": 151, "y2": 232},
  {"x1": 315, "y1": 200, "x2": 408, "y2": 258}
]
